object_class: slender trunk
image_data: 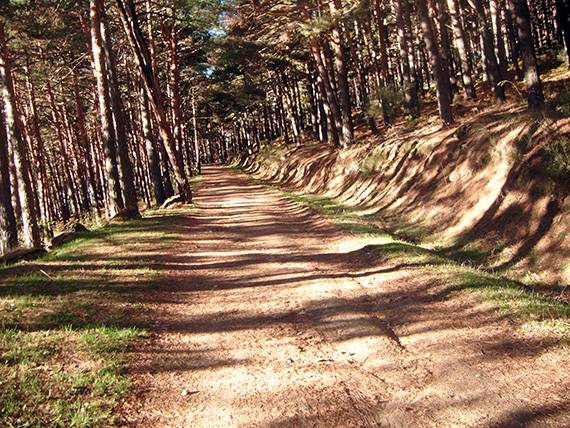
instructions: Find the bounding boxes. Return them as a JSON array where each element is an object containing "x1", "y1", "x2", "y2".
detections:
[
  {"x1": 510, "y1": 0, "x2": 544, "y2": 110},
  {"x1": 162, "y1": 17, "x2": 185, "y2": 162},
  {"x1": 346, "y1": 23, "x2": 367, "y2": 107},
  {"x1": 46, "y1": 82, "x2": 80, "y2": 217},
  {"x1": 446, "y1": 0, "x2": 476, "y2": 99},
  {"x1": 100, "y1": 8, "x2": 139, "y2": 215},
  {"x1": 23, "y1": 55, "x2": 53, "y2": 235},
  {"x1": 416, "y1": 0, "x2": 454, "y2": 124},
  {"x1": 394, "y1": 0, "x2": 419, "y2": 115},
  {"x1": 435, "y1": 0, "x2": 457, "y2": 99},
  {"x1": 59, "y1": 93, "x2": 90, "y2": 212},
  {"x1": 72, "y1": 65, "x2": 101, "y2": 217},
  {"x1": 116, "y1": 0, "x2": 191, "y2": 202},
  {"x1": 0, "y1": 103, "x2": 17, "y2": 253},
  {"x1": 281, "y1": 73, "x2": 300, "y2": 144},
  {"x1": 490, "y1": 0, "x2": 508, "y2": 78},
  {"x1": 90, "y1": 0, "x2": 123, "y2": 217},
  {"x1": 140, "y1": 79, "x2": 166, "y2": 206},
  {"x1": 506, "y1": 0, "x2": 522, "y2": 78},
  {"x1": 0, "y1": 23, "x2": 41, "y2": 247},
  {"x1": 329, "y1": 0, "x2": 354, "y2": 146},
  {"x1": 373, "y1": 0, "x2": 391, "y2": 84},
  {"x1": 555, "y1": 0, "x2": 570, "y2": 64},
  {"x1": 469, "y1": 0, "x2": 506, "y2": 104},
  {"x1": 191, "y1": 92, "x2": 201, "y2": 174},
  {"x1": 305, "y1": 67, "x2": 321, "y2": 140},
  {"x1": 311, "y1": 41, "x2": 341, "y2": 146}
]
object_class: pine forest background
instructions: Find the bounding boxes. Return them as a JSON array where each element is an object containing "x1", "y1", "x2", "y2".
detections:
[{"x1": 0, "y1": 0, "x2": 569, "y2": 254}]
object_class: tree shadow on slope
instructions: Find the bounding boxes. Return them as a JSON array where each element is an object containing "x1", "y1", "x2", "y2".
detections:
[{"x1": 440, "y1": 123, "x2": 566, "y2": 277}]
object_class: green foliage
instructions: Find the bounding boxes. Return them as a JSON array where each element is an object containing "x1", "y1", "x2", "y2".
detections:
[
  {"x1": 405, "y1": 114, "x2": 423, "y2": 127},
  {"x1": 358, "y1": 153, "x2": 387, "y2": 178},
  {"x1": 541, "y1": 137, "x2": 570, "y2": 185},
  {"x1": 556, "y1": 89, "x2": 570, "y2": 117},
  {"x1": 364, "y1": 85, "x2": 405, "y2": 124}
]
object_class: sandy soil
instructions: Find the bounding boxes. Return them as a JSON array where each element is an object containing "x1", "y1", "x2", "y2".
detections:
[{"x1": 120, "y1": 166, "x2": 570, "y2": 428}]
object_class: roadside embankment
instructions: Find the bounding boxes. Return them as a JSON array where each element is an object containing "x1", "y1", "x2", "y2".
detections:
[{"x1": 236, "y1": 105, "x2": 570, "y2": 289}]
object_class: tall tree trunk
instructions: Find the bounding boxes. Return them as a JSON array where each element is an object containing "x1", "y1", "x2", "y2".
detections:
[
  {"x1": 191, "y1": 91, "x2": 201, "y2": 175},
  {"x1": 162, "y1": 16, "x2": 185, "y2": 163},
  {"x1": 446, "y1": 0, "x2": 476, "y2": 99},
  {"x1": 0, "y1": 23, "x2": 41, "y2": 248},
  {"x1": 305, "y1": 68, "x2": 322, "y2": 140},
  {"x1": 90, "y1": 0, "x2": 123, "y2": 217},
  {"x1": 346, "y1": 23, "x2": 367, "y2": 108},
  {"x1": 555, "y1": 0, "x2": 570, "y2": 64},
  {"x1": 116, "y1": 0, "x2": 192, "y2": 203},
  {"x1": 0, "y1": 103, "x2": 17, "y2": 253},
  {"x1": 329, "y1": 0, "x2": 354, "y2": 147},
  {"x1": 71, "y1": 64, "x2": 101, "y2": 217},
  {"x1": 100, "y1": 7, "x2": 139, "y2": 216},
  {"x1": 46, "y1": 81, "x2": 80, "y2": 217},
  {"x1": 490, "y1": 0, "x2": 508, "y2": 78},
  {"x1": 416, "y1": 0, "x2": 454, "y2": 124},
  {"x1": 393, "y1": 0, "x2": 420, "y2": 115},
  {"x1": 59, "y1": 93, "x2": 90, "y2": 212},
  {"x1": 140, "y1": 78, "x2": 166, "y2": 206},
  {"x1": 311, "y1": 40, "x2": 342, "y2": 146},
  {"x1": 435, "y1": 0, "x2": 457, "y2": 99},
  {"x1": 373, "y1": 0, "x2": 391, "y2": 84},
  {"x1": 23, "y1": 55, "x2": 53, "y2": 235},
  {"x1": 469, "y1": 0, "x2": 506, "y2": 104},
  {"x1": 510, "y1": 0, "x2": 544, "y2": 110}
]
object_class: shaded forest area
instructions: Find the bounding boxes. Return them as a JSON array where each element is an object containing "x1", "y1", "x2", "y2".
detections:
[{"x1": 0, "y1": 0, "x2": 570, "y2": 257}]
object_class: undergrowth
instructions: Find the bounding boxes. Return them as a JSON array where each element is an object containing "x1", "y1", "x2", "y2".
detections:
[
  {"x1": 0, "y1": 212, "x2": 182, "y2": 427},
  {"x1": 281, "y1": 190, "x2": 570, "y2": 342}
]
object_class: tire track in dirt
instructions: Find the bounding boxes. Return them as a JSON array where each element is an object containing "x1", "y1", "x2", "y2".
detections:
[{"x1": 121, "y1": 166, "x2": 570, "y2": 428}]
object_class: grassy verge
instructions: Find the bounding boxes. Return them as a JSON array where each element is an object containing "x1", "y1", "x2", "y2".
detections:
[
  {"x1": 281, "y1": 191, "x2": 570, "y2": 341},
  {"x1": 0, "y1": 211, "x2": 183, "y2": 427}
]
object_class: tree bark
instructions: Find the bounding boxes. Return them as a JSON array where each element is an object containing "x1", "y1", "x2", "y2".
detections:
[
  {"x1": 0, "y1": 23, "x2": 41, "y2": 248},
  {"x1": 311, "y1": 40, "x2": 341, "y2": 146},
  {"x1": 469, "y1": 0, "x2": 506, "y2": 104},
  {"x1": 191, "y1": 91, "x2": 201, "y2": 175},
  {"x1": 393, "y1": 0, "x2": 420, "y2": 115},
  {"x1": 373, "y1": 0, "x2": 391, "y2": 85},
  {"x1": 140, "y1": 78, "x2": 166, "y2": 206},
  {"x1": 510, "y1": 0, "x2": 544, "y2": 111},
  {"x1": 100, "y1": 6, "x2": 139, "y2": 216},
  {"x1": 504, "y1": 0, "x2": 522, "y2": 78},
  {"x1": 555, "y1": 0, "x2": 570, "y2": 64},
  {"x1": 46, "y1": 81, "x2": 81, "y2": 217},
  {"x1": 490, "y1": 0, "x2": 508, "y2": 78},
  {"x1": 90, "y1": 0, "x2": 123, "y2": 217},
  {"x1": 329, "y1": 0, "x2": 354, "y2": 146},
  {"x1": 162, "y1": 16, "x2": 185, "y2": 164},
  {"x1": 0, "y1": 102, "x2": 17, "y2": 254},
  {"x1": 435, "y1": 0, "x2": 457, "y2": 99},
  {"x1": 71, "y1": 64, "x2": 101, "y2": 217},
  {"x1": 416, "y1": 0, "x2": 454, "y2": 124},
  {"x1": 23, "y1": 55, "x2": 53, "y2": 235},
  {"x1": 116, "y1": 0, "x2": 192, "y2": 203},
  {"x1": 446, "y1": 0, "x2": 476, "y2": 99}
]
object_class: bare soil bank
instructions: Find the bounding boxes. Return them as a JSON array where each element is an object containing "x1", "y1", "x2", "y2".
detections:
[{"x1": 236, "y1": 103, "x2": 570, "y2": 289}]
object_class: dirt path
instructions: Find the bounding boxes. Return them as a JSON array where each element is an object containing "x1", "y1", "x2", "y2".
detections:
[{"x1": 121, "y1": 166, "x2": 570, "y2": 428}]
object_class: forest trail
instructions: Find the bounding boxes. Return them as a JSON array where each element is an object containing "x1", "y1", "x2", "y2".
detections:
[{"x1": 121, "y1": 166, "x2": 570, "y2": 428}]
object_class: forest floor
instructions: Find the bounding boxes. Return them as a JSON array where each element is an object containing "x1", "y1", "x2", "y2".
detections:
[{"x1": 118, "y1": 166, "x2": 570, "y2": 428}]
